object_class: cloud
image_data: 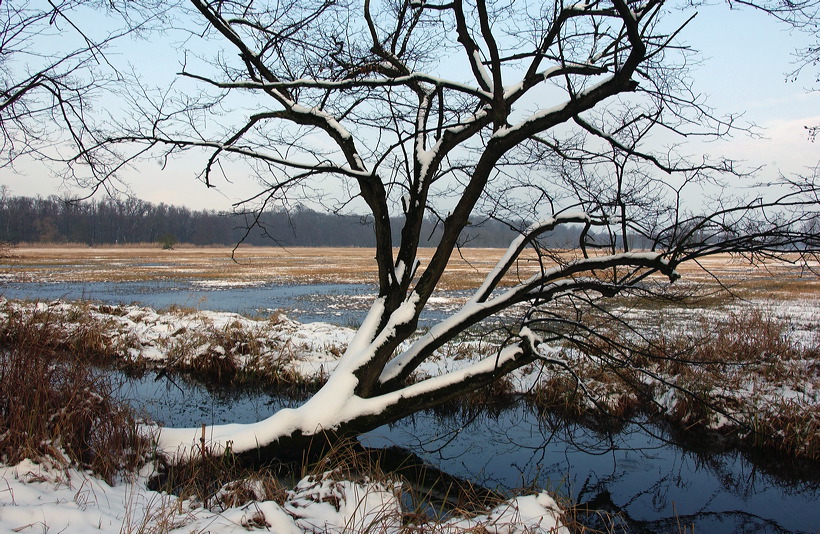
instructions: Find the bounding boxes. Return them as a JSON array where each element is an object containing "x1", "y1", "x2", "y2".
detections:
[{"x1": 717, "y1": 113, "x2": 820, "y2": 176}]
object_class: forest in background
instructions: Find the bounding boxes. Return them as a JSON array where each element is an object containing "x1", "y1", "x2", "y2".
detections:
[{"x1": 0, "y1": 194, "x2": 586, "y2": 248}]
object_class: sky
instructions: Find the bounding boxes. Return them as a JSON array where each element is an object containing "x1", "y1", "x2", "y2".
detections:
[
  {"x1": 0, "y1": 2, "x2": 817, "y2": 213},
  {"x1": 679, "y1": 6, "x2": 819, "y2": 174}
]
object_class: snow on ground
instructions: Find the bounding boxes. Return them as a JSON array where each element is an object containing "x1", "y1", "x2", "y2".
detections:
[
  {"x1": 0, "y1": 298, "x2": 571, "y2": 532},
  {"x1": 0, "y1": 459, "x2": 568, "y2": 533},
  {"x1": 1, "y1": 296, "x2": 817, "y2": 431},
  {"x1": 0, "y1": 298, "x2": 356, "y2": 378},
  {"x1": 191, "y1": 279, "x2": 267, "y2": 288}
]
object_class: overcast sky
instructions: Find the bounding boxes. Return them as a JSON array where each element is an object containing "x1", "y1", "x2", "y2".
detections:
[{"x1": 1, "y1": 3, "x2": 817, "y2": 212}]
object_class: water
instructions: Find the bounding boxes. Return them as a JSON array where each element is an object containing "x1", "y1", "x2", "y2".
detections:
[
  {"x1": 0, "y1": 279, "x2": 375, "y2": 324},
  {"x1": 0, "y1": 278, "x2": 481, "y2": 327},
  {"x1": 118, "y1": 371, "x2": 820, "y2": 533}
]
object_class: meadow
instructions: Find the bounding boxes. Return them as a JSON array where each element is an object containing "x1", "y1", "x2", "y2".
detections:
[{"x1": 8, "y1": 243, "x2": 820, "y2": 293}]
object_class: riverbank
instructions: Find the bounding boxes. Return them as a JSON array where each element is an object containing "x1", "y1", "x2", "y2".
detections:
[
  {"x1": 1, "y1": 246, "x2": 818, "y2": 531},
  {"x1": 1, "y1": 297, "x2": 818, "y2": 532},
  {"x1": 0, "y1": 319, "x2": 568, "y2": 533},
  {"x1": 1, "y1": 296, "x2": 817, "y2": 459},
  {"x1": 0, "y1": 459, "x2": 568, "y2": 533}
]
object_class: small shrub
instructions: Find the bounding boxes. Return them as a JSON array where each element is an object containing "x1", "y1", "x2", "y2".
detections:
[
  {"x1": 159, "y1": 233, "x2": 178, "y2": 250},
  {"x1": 0, "y1": 241, "x2": 12, "y2": 257}
]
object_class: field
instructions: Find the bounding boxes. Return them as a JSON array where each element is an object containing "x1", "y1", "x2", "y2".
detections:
[{"x1": 6, "y1": 244, "x2": 820, "y2": 298}]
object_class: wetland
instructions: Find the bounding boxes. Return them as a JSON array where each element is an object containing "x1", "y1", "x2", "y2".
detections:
[{"x1": 1, "y1": 245, "x2": 818, "y2": 533}]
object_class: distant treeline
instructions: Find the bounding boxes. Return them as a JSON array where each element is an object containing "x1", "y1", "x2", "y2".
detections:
[{"x1": 0, "y1": 195, "x2": 584, "y2": 248}]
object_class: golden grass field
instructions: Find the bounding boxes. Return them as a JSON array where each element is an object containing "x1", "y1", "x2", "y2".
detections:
[{"x1": 4, "y1": 244, "x2": 818, "y2": 299}]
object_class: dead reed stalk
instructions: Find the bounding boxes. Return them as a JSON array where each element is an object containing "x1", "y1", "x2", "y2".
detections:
[{"x1": 0, "y1": 338, "x2": 148, "y2": 482}]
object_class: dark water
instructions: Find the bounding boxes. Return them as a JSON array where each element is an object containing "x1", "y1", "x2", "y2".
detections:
[
  {"x1": 4, "y1": 277, "x2": 819, "y2": 532},
  {"x1": 118, "y1": 372, "x2": 820, "y2": 534}
]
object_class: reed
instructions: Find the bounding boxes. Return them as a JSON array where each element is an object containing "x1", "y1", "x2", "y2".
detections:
[
  {"x1": 528, "y1": 307, "x2": 820, "y2": 459},
  {"x1": 0, "y1": 332, "x2": 148, "y2": 483}
]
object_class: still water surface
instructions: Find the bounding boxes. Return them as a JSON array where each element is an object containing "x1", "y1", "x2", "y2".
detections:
[
  {"x1": 0, "y1": 278, "x2": 375, "y2": 323},
  {"x1": 120, "y1": 373, "x2": 819, "y2": 534},
  {"x1": 2, "y1": 277, "x2": 819, "y2": 533}
]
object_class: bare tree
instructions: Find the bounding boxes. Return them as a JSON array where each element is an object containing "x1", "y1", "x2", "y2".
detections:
[
  {"x1": 2, "y1": 1, "x2": 101, "y2": 166},
  {"x1": 69, "y1": 0, "x2": 818, "y2": 458},
  {"x1": 0, "y1": 0, "x2": 169, "y2": 191}
]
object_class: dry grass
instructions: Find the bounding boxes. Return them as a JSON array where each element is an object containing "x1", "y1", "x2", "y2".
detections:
[
  {"x1": 149, "y1": 430, "x2": 289, "y2": 510},
  {"x1": 152, "y1": 310, "x2": 335, "y2": 389},
  {"x1": 5, "y1": 244, "x2": 506, "y2": 288},
  {"x1": 149, "y1": 430, "x2": 519, "y2": 530},
  {"x1": 152, "y1": 436, "x2": 393, "y2": 522},
  {"x1": 0, "y1": 300, "x2": 336, "y2": 391},
  {"x1": 530, "y1": 308, "x2": 820, "y2": 459},
  {"x1": 7, "y1": 245, "x2": 817, "y2": 295},
  {"x1": 0, "y1": 331, "x2": 148, "y2": 483},
  {"x1": 0, "y1": 300, "x2": 139, "y2": 364}
]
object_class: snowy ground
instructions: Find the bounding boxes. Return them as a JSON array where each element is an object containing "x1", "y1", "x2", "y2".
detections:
[
  {"x1": 0, "y1": 298, "x2": 571, "y2": 533},
  {"x1": 1, "y1": 296, "x2": 817, "y2": 441},
  {"x1": 0, "y1": 458, "x2": 568, "y2": 533},
  {"x1": 5, "y1": 296, "x2": 814, "y2": 430}
]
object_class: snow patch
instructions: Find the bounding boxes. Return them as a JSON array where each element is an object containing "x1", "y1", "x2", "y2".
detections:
[{"x1": 0, "y1": 461, "x2": 567, "y2": 534}]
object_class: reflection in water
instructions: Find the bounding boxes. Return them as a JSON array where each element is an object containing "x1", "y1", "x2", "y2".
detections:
[
  {"x1": 117, "y1": 371, "x2": 820, "y2": 534},
  {"x1": 6, "y1": 277, "x2": 818, "y2": 532}
]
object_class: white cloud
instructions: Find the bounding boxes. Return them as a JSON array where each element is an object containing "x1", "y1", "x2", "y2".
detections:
[{"x1": 718, "y1": 113, "x2": 820, "y2": 176}]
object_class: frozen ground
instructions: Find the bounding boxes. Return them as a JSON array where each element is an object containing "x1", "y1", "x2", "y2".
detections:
[
  {"x1": 0, "y1": 458, "x2": 567, "y2": 533},
  {"x1": 1, "y1": 296, "x2": 817, "y2": 439},
  {"x1": 0, "y1": 298, "x2": 571, "y2": 533}
]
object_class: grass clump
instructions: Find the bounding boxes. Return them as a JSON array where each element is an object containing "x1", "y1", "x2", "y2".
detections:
[
  {"x1": 158, "y1": 313, "x2": 331, "y2": 389},
  {"x1": 529, "y1": 307, "x2": 820, "y2": 460},
  {"x1": 0, "y1": 299, "x2": 137, "y2": 363},
  {"x1": 643, "y1": 309, "x2": 819, "y2": 458},
  {"x1": 148, "y1": 432, "x2": 289, "y2": 511},
  {"x1": 149, "y1": 432, "x2": 522, "y2": 531},
  {"x1": 0, "y1": 299, "x2": 341, "y2": 391},
  {"x1": 0, "y1": 340, "x2": 149, "y2": 483}
]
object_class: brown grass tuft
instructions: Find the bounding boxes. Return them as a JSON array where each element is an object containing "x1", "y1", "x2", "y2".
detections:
[
  {"x1": 529, "y1": 307, "x2": 820, "y2": 460},
  {"x1": 0, "y1": 300, "x2": 137, "y2": 363},
  {"x1": 149, "y1": 436, "x2": 289, "y2": 510},
  {"x1": 0, "y1": 338, "x2": 148, "y2": 482}
]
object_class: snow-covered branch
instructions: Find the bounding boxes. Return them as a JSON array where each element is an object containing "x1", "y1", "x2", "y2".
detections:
[
  {"x1": 378, "y1": 248, "x2": 680, "y2": 389},
  {"x1": 179, "y1": 70, "x2": 492, "y2": 100}
]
